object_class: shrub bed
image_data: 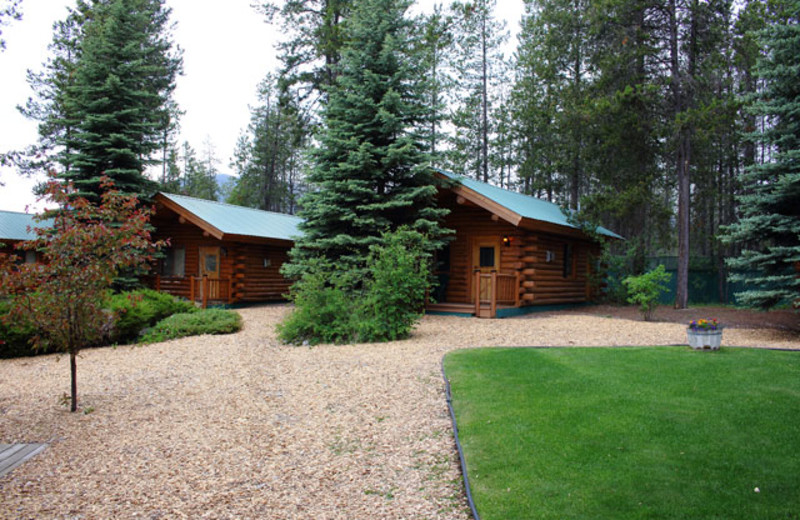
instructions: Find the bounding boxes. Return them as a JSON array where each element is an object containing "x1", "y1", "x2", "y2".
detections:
[
  {"x1": 108, "y1": 288, "x2": 196, "y2": 344},
  {"x1": 141, "y1": 308, "x2": 242, "y2": 343}
]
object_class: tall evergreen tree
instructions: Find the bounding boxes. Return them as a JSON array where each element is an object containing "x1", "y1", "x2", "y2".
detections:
[
  {"x1": 227, "y1": 75, "x2": 307, "y2": 213},
  {"x1": 414, "y1": 4, "x2": 456, "y2": 165},
  {"x1": 722, "y1": 0, "x2": 800, "y2": 310},
  {"x1": 285, "y1": 0, "x2": 449, "y2": 281},
  {"x1": 446, "y1": 0, "x2": 507, "y2": 182},
  {"x1": 22, "y1": 0, "x2": 182, "y2": 202},
  {"x1": 66, "y1": 0, "x2": 181, "y2": 200},
  {"x1": 258, "y1": 0, "x2": 352, "y2": 106}
]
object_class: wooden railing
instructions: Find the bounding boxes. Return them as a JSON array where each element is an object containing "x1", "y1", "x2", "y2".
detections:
[
  {"x1": 474, "y1": 270, "x2": 521, "y2": 318},
  {"x1": 189, "y1": 276, "x2": 234, "y2": 308}
]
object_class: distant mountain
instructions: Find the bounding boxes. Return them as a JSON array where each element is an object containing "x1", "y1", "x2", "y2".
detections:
[{"x1": 216, "y1": 173, "x2": 235, "y2": 188}]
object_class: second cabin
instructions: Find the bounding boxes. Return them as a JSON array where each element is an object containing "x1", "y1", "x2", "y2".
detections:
[
  {"x1": 148, "y1": 193, "x2": 302, "y2": 307},
  {"x1": 429, "y1": 171, "x2": 622, "y2": 318}
]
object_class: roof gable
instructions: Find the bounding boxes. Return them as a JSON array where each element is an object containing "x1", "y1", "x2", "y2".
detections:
[
  {"x1": 156, "y1": 193, "x2": 303, "y2": 243},
  {"x1": 0, "y1": 210, "x2": 51, "y2": 241},
  {"x1": 437, "y1": 171, "x2": 623, "y2": 240}
]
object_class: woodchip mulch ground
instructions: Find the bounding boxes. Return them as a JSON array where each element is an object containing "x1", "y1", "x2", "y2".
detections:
[{"x1": 1, "y1": 305, "x2": 798, "y2": 519}]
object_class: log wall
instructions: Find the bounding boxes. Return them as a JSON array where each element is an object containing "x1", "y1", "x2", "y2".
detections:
[
  {"x1": 150, "y1": 209, "x2": 292, "y2": 303},
  {"x1": 441, "y1": 199, "x2": 522, "y2": 304},
  {"x1": 439, "y1": 191, "x2": 600, "y2": 307}
]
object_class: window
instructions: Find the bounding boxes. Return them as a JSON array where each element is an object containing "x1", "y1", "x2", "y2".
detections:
[
  {"x1": 161, "y1": 246, "x2": 185, "y2": 277},
  {"x1": 479, "y1": 246, "x2": 496, "y2": 268},
  {"x1": 563, "y1": 244, "x2": 573, "y2": 278}
]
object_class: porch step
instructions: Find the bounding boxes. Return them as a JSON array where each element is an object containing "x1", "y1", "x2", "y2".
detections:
[{"x1": 426, "y1": 303, "x2": 476, "y2": 315}]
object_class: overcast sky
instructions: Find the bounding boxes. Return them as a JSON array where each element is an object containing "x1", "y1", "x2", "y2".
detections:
[{"x1": 0, "y1": 0, "x2": 524, "y2": 213}]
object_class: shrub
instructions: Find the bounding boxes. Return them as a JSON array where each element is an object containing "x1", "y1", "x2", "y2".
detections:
[
  {"x1": 356, "y1": 228, "x2": 430, "y2": 342},
  {"x1": 108, "y1": 289, "x2": 196, "y2": 344},
  {"x1": 140, "y1": 308, "x2": 242, "y2": 343},
  {"x1": 278, "y1": 228, "x2": 432, "y2": 345},
  {"x1": 0, "y1": 299, "x2": 47, "y2": 358},
  {"x1": 622, "y1": 265, "x2": 672, "y2": 321},
  {"x1": 277, "y1": 260, "x2": 356, "y2": 345}
]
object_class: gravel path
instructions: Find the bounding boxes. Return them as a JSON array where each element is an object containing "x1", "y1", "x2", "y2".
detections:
[{"x1": 1, "y1": 305, "x2": 797, "y2": 519}]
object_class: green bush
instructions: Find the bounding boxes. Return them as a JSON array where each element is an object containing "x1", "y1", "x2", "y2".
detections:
[
  {"x1": 108, "y1": 289, "x2": 196, "y2": 343},
  {"x1": 622, "y1": 265, "x2": 672, "y2": 321},
  {"x1": 277, "y1": 260, "x2": 357, "y2": 345},
  {"x1": 356, "y1": 228, "x2": 430, "y2": 342},
  {"x1": 0, "y1": 299, "x2": 47, "y2": 358},
  {"x1": 278, "y1": 228, "x2": 432, "y2": 345},
  {"x1": 140, "y1": 308, "x2": 242, "y2": 343}
]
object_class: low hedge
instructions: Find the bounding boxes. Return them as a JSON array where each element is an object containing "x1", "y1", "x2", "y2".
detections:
[
  {"x1": 108, "y1": 289, "x2": 197, "y2": 344},
  {"x1": 1, "y1": 289, "x2": 200, "y2": 358},
  {"x1": 140, "y1": 309, "x2": 242, "y2": 343}
]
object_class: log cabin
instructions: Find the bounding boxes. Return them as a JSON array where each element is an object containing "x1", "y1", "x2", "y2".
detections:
[
  {"x1": 429, "y1": 171, "x2": 622, "y2": 318},
  {"x1": 0, "y1": 210, "x2": 47, "y2": 265},
  {"x1": 148, "y1": 193, "x2": 302, "y2": 307}
]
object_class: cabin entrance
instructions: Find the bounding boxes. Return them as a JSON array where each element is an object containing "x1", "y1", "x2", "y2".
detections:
[
  {"x1": 198, "y1": 246, "x2": 221, "y2": 299},
  {"x1": 470, "y1": 237, "x2": 500, "y2": 303}
]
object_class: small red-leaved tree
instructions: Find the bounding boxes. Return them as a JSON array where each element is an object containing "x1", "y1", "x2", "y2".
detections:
[{"x1": 0, "y1": 175, "x2": 163, "y2": 412}]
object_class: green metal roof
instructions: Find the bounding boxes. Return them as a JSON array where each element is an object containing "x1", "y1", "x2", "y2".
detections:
[
  {"x1": 159, "y1": 192, "x2": 303, "y2": 242},
  {"x1": 439, "y1": 171, "x2": 623, "y2": 240},
  {"x1": 0, "y1": 210, "x2": 50, "y2": 241}
]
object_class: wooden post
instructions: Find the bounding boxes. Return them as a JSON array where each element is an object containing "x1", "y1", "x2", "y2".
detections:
[
  {"x1": 474, "y1": 270, "x2": 481, "y2": 317},
  {"x1": 155, "y1": 274, "x2": 161, "y2": 292},
  {"x1": 490, "y1": 271, "x2": 497, "y2": 318},
  {"x1": 515, "y1": 271, "x2": 521, "y2": 307},
  {"x1": 228, "y1": 277, "x2": 234, "y2": 304},
  {"x1": 190, "y1": 276, "x2": 196, "y2": 302},
  {"x1": 202, "y1": 276, "x2": 209, "y2": 309}
]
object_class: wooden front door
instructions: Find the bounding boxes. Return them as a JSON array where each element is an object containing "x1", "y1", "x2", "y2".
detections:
[
  {"x1": 471, "y1": 238, "x2": 500, "y2": 303},
  {"x1": 198, "y1": 246, "x2": 221, "y2": 299}
]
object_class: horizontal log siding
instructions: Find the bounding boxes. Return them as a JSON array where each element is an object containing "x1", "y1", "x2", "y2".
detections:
[
  {"x1": 440, "y1": 196, "x2": 523, "y2": 304},
  {"x1": 232, "y1": 245, "x2": 292, "y2": 302},
  {"x1": 438, "y1": 190, "x2": 601, "y2": 307},
  {"x1": 521, "y1": 234, "x2": 599, "y2": 306},
  {"x1": 150, "y1": 209, "x2": 292, "y2": 303}
]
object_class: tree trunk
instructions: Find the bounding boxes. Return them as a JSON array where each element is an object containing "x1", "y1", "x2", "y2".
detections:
[
  {"x1": 70, "y1": 350, "x2": 78, "y2": 412},
  {"x1": 480, "y1": 6, "x2": 489, "y2": 184}
]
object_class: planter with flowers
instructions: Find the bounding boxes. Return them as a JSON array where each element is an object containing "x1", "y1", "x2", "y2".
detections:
[{"x1": 687, "y1": 319, "x2": 722, "y2": 350}]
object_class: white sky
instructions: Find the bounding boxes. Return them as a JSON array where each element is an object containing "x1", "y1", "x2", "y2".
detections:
[{"x1": 0, "y1": 0, "x2": 524, "y2": 213}]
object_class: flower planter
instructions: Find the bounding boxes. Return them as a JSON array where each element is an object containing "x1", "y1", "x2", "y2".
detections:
[{"x1": 687, "y1": 329, "x2": 722, "y2": 350}]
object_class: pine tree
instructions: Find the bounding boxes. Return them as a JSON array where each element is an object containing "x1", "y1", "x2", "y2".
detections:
[
  {"x1": 59, "y1": 0, "x2": 182, "y2": 201},
  {"x1": 180, "y1": 140, "x2": 218, "y2": 201},
  {"x1": 414, "y1": 4, "x2": 456, "y2": 165},
  {"x1": 447, "y1": 0, "x2": 507, "y2": 183},
  {"x1": 285, "y1": 0, "x2": 449, "y2": 282},
  {"x1": 258, "y1": 0, "x2": 352, "y2": 106},
  {"x1": 227, "y1": 75, "x2": 306, "y2": 213},
  {"x1": 722, "y1": 0, "x2": 800, "y2": 310}
]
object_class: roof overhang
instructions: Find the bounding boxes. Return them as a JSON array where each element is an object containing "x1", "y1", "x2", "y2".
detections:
[
  {"x1": 436, "y1": 171, "x2": 622, "y2": 242},
  {"x1": 155, "y1": 193, "x2": 226, "y2": 240}
]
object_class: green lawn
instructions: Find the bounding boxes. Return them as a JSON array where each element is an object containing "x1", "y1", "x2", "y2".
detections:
[{"x1": 444, "y1": 347, "x2": 800, "y2": 520}]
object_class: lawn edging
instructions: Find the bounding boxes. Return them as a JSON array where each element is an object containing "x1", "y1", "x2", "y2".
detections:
[{"x1": 441, "y1": 354, "x2": 482, "y2": 520}]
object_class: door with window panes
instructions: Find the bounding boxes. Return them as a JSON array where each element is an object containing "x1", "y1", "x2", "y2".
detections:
[
  {"x1": 198, "y1": 246, "x2": 221, "y2": 299},
  {"x1": 471, "y1": 238, "x2": 499, "y2": 303}
]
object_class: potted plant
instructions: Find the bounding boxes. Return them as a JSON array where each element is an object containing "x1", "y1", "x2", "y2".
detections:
[{"x1": 687, "y1": 319, "x2": 723, "y2": 350}]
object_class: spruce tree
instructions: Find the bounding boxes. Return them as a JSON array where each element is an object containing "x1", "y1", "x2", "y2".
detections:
[
  {"x1": 60, "y1": 0, "x2": 181, "y2": 201},
  {"x1": 722, "y1": 1, "x2": 800, "y2": 310},
  {"x1": 284, "y1": 0, "x2": 449, "y2": 282}
]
